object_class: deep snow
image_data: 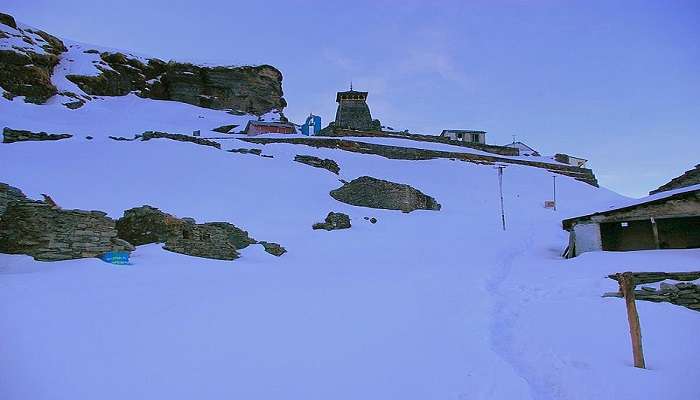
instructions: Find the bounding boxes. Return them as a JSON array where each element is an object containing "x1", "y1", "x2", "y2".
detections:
[{"x1": 1, "y1": 90, "x2": 699, "y2": 399}]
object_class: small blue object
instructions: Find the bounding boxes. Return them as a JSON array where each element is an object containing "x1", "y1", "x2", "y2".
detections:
[
  {"x1": 99, "y1": 251, "x2": 130, "y2": 265},
  {"x1": 301, "y1": 114, "x2": 321, "y2": 136}
]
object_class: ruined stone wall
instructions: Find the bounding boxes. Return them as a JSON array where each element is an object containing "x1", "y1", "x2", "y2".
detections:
[
  {"x1": 605, "y1": 271, "x2": 700, "y2": 312},
  {"x1": 0, "y1": 201, "x2": 133, "y2": 261}
]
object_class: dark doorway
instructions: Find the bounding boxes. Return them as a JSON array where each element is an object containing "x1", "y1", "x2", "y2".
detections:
[
  {"x1": 657, "y1": 216, "x2": 700, "y2": 249},
  {"x1": 601, "y1": 220, "x2": 656, "y2": 251}
]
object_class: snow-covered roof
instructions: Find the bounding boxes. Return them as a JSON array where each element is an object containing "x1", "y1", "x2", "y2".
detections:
[{"x1": 563, "y1": 183, "x2": 700, "y2": 228}]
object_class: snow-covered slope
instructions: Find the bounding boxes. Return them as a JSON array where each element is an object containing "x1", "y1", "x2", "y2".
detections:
[{"x1": 1, "y1": 92, "x2": 699, "y2": 399}]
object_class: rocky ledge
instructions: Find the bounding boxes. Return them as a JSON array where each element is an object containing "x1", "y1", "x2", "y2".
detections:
[
  {"x1": 3, "y1": 127, "x2": 72, "y2": 143},
  {"x1": 330, "y1": 176, "x2": 441, "y2": 213}
]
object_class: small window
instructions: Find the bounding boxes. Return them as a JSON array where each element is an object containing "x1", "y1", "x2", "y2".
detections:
[{"x1": 621, "y1": 222, "x2": 629, "y2": 228}]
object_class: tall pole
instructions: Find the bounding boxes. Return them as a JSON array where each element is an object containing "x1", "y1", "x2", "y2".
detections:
[
  {"x1": 553, "y1": 175, "x2": 557, "y2": 211},
  {"x1": 497, "y1": 165, "x2": 506, "y2": 231}
]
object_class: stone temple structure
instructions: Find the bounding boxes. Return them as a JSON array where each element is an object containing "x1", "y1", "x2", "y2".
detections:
[{"x1": 334, "y1": 86, "x2": 381, "y2": 131}]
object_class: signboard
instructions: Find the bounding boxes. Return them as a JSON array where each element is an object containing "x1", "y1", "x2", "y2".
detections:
[
  {"x1": 544, "y1": 200, "x2": 556, "y2": 209},
  {"x1": 100, "y1": 251, "x2": 130, "y2": 265}
]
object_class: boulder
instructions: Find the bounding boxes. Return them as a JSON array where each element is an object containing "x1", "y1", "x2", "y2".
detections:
[
  {"x1": 0, "y1": 201, "x2": 133, "y2": 261},
  {"x1": 116, "y1": 205, "x2": 260, "y2": 261},
  {"x1": 3, "y1": 127, "x2": 72, "y2": 143},
  {"x1": 312, "y1": 212, "x2": 351, "y2": 231},
  {"x1": 329, "y1": 176, "x2": 441, "y2": 212},
  {"x1": 294, "y1": 155, "x2": 340, "y2": 174}
]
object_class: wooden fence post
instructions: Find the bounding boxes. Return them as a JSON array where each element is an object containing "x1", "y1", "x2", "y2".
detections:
[{"x1": 619, "y1": 272, "x2": 646, "y2": 369}]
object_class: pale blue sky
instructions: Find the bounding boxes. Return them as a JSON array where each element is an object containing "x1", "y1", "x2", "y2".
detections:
[{"x1": 5, "y1": 0, "x2": 698, "y2": 197}]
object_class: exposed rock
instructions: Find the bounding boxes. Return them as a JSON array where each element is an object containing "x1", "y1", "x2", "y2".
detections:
[
  {"x1": 228, "y1": 148, "x2": 262, "y2": 155},
  {"x1": 0, "y1": 182, "x2": 27, "y2": 215},
  {"x1": 259, "y1": 241, "x2": 287, "y2": 256},
  {"x1": 65, "y1": 51, "x2": 286, "y2": 115},
  {"x1": 140, "y1": 131, "x2": 221, "y2": 149},
  {"x1": 650, "y1": 164, "x2": 700, "y2": 195},
  {"x1": 212, "y1": 124, "x2": 238, "y2": 133},
  {"x1": 0, "y1": 13, "x2": 17, "y2": 29},
  {"x1": 370, "y1": 217, "x2": 377, "y2": 224},
  {"x1": 0, "y1": 201, "x2": 133, "y2": 261},
  {"x1": 312, "y1": 212, "x2": 351, "y2": 231},
  {"x1": 330, "y1": 176, "x2": 441, "y2": 213},
  {"x1": 294, "y1": 155, "x2": 340, "y2": 174},
  {"x1": 2, "y1": 127, "x2": 72, "y2": 143},
  {"x1": 109, "y1": 135, "x2": 136, "y2": 141},
  {"x1": 116, "y1": 205, "x2": 260, "y2": 261}
]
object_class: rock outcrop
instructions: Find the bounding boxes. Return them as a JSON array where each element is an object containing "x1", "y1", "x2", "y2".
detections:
[
  {"x1": 0, "y1": 14, "x2": 65, "y2": 103},
  {"x1": 212, "y1": 124, "x2": 238, "y2": 133},
  {"x1": 3, "y1": 127, "x2": 72, "y2": 143},
  {"x1": 294, "y1": 155, "x2": 340, "y2": 174},
  {"x1": 140, "y1": 131, "x2": 221, "y2": 149},
  {"x1": 312, "y1": 212, "x2": 351, "y2": 231},
  {"x1": 116, "y1": 205, "x2": 281, "y2": 260},
  {"x1": 330, "y1": 176, "x2": 441, "y2": 213},
  {"x1": 0, "y1": 201, "x2": 133, "y2": 261},
  {"x1": 650, "y1": 164, "x2": 700, "y2": 195},
  {"x1": 0, "y1": 13, "x2": 286, "y2": 113},
  {"x1": 65, "y1": 52, "x2": 286, "y2": 115}
]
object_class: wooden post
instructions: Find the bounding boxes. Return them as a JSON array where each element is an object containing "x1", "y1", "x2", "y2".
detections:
[
  {"x1": 618, "y1": 272, "x2": 646, "y2": 369},
  {"x1": 650, "y1": 217, "x2": 660, "y2": 249}
]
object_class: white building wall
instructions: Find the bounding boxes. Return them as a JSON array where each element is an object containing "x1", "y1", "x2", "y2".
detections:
[{"x1": 573, "y1": 223, "x2": 602, "y2": 256}]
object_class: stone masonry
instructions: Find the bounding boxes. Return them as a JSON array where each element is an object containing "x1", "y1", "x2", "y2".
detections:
[{"x1": 0, "y1": 201, "x2": 134, "y2": 261}]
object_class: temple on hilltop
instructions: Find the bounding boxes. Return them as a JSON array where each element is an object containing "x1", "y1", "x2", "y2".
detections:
[{"x1": 334, "y1": 85, "x2": 381, "y2": 131}]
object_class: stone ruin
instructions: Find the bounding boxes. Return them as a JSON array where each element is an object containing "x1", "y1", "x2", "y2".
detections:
[
  {"x1": 330, "y1": 176, "x2": 441, "y2": 213},
  {"x1": 0, "y1": 188, "x2": 133, "y2": 261},
  {"x1": 604, "y1": 271, "x2": 700, "y2": 312},
  {"x1": 116, "y1": 205, "x2": 284, "y2": 260}
]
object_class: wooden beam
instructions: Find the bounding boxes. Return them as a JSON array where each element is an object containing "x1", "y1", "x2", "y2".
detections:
[{"x1": 619, "y1": 272, "x2": 646, "y2": 369}]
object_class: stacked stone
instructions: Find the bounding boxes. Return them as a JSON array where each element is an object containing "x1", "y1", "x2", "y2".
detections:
[
  {"x1": 294, "y1": 155, "x2": 340, "y2": 174},
  {"x1": 604, "y1": 271, "x2": 700, "y2": 312},
  {"x1": 330, "y1": 176, "x2": 441, "y2": 213},
  {"x1": 0, "y1": 201, "x2": 133, "y2": 261},
  {"x1": 3, "y1": 128, "x2": 72, "y2": 143},
  {"x1": 140, "y1": 131, "x2": 221, "y2": 149},
  {"x1": 0, "y1": 182, "x2": 27, "y2": 215}
]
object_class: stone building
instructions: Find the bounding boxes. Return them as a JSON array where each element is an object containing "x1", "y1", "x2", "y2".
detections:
[
  {"x1": 562, "y1": 185, "x2": 700, "y2": 258},
  {"x1": 440, "y1": 130, "x2": 486, "y2": 144},
  {"x1": 243, "y1": 120, "x2": 297, "y2": 135},
  {"x1": 334, "y1": 87, "x2": 380, "y2": 131}
]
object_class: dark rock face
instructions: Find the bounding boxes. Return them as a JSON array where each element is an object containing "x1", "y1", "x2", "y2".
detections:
[
  {"x1": 3, "y1": 127, "x2": 72, "y2": 143},
  {"x1": 0, "y1": 182, "x2": 27, "y2": 215},
  {"x1": 116, "y1": 205, "x2": 259, "y2": 261},
  {"x1": 259, "y1": 241, "x2": 287, "y2": 256},
  {"x1": 212, "y1": 124, "x2": 238, "y2": 133},
  {"x1": 330, "y1": 176, "x2": 441, "y2": 213},
  {"x1": 65, "y1": 52, "x2": 286, "y2": 115},
  {"x1": 0, "y1": 13, "x2": 17, "y2": 29},
  {"x1": 140, "y1": 131, "x2": 221, "y2": 149},
  {"x1": 294, "y1": 155, "x2": 340, "y2": 174},
  {"x1": 0, "y1": 201, "x2": 134, "y2": 261},
  {"x1": 0, "y1": 20, "x2": 66, "y2": 103},
  {"x1": 650, "y1": 164, "x2": 700, "y2": 195},
  {"x1": 312, "y1": 212, "x2": 351, "y2": 231}
]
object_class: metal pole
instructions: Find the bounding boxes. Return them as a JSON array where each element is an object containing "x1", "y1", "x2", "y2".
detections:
[
  {"x1": 553, "y1": 175, "x2": 557, "y2": 211},
  {"x1": 497, "y1": 165, "x2": 506, "y2": 231}
]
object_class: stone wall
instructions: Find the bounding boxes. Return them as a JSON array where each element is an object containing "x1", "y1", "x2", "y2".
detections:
[
  {"x1": 0, "y1": 201, "x2": 133, "y2": 261},
  {"x1": 242, "y1": 137, "x2": 599, "y2": 186},
  {"x1": 3, "y1": 127, "x2": 72, "y2": 143},
  {"x1": 0, "y1": 182, "x2": 27, "y2": 215},
  {"x1": 604, "y1": 271, "x2": 700, "y2": 312}
]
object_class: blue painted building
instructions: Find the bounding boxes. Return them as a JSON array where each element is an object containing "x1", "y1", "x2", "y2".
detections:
[{"x1": 301, "y1": 114, "x2": 322, "y2": 136}]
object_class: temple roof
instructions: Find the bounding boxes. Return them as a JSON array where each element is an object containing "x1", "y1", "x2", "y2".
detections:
[{"x1": 336, "y1": 90, "x2": 368, "y2": 102}]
